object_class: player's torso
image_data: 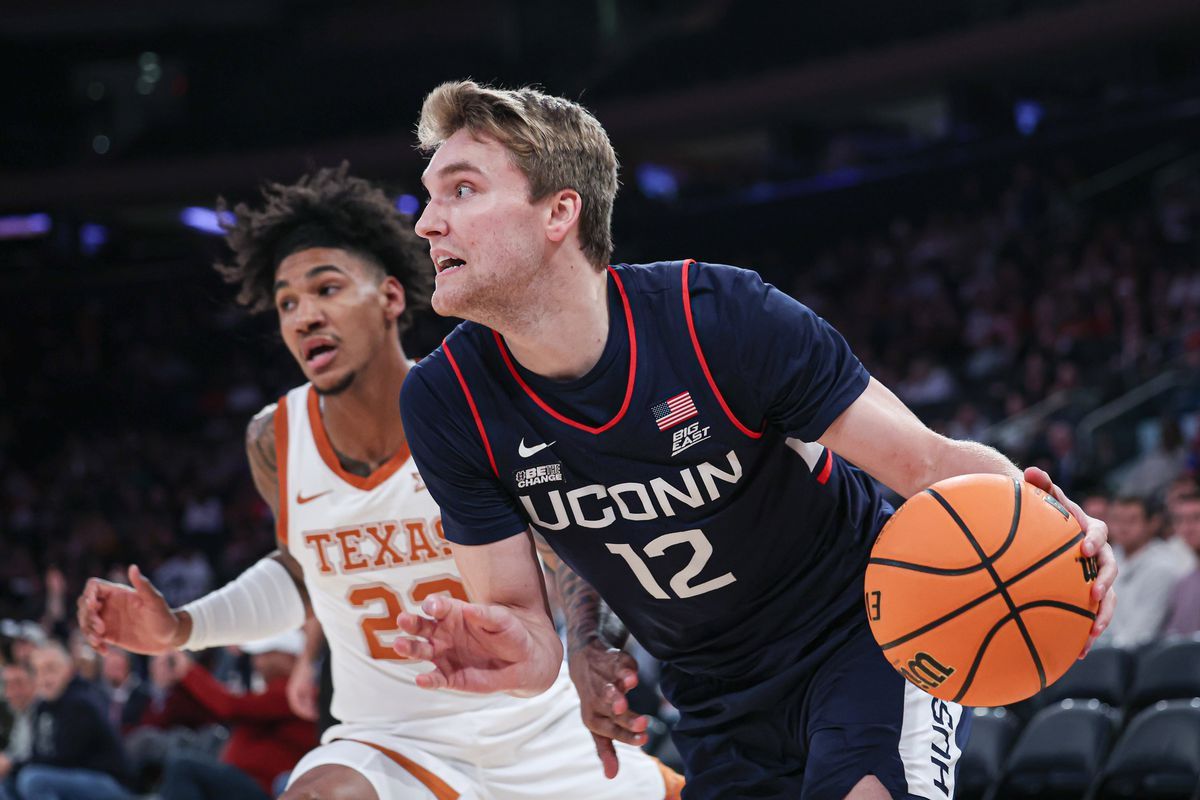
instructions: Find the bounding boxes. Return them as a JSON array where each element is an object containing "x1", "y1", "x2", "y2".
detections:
[
  {"x1": 277, "y1": 384, "x2": 574, "y2": 731},
  {"x1": 444, "y1": 262, "x2": 887, "y2": 679}
]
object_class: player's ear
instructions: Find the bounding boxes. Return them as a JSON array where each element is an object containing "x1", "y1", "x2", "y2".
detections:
[
  {"x1": 380, "y1": 276, "x2": 406, "y2": 323},
  {"x1": 544, "y1": 189, "x2": 582, "y2": 245}
]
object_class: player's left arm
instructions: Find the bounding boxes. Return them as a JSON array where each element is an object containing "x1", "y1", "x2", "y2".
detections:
[{"x1": 818, "y1": 377, "x2": 1116, "y2": 651}]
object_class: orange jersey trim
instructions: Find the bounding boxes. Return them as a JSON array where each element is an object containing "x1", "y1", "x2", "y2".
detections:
[
  {"x1": 654, "y1": 757, "x2": 686, "y2": 800},
  {"x1": 273, "y1": 396, "x2": 290, "y2": 550},
  {"x1": 306, "y1": 386, "x2": 409, "y2": 491},
  {"x1": 340, "y1": 738, "x2": 460, "y2": 799}
]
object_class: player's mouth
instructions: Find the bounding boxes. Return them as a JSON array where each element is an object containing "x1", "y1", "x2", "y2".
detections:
[
  {"x1": 434, "y1": 253, "x2": 466, "y2": 278},
  {"x1": 302, "y1": 337, "x2": 339, "y2": 372}
]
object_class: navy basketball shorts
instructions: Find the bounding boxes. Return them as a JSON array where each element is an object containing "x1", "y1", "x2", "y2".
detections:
[{"x1": 660, "y1": 622, "x2": 970, "y2": 800}]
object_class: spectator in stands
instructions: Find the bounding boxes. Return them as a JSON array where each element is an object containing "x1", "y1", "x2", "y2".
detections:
[
  {"x1": 1078, "y1": 484, "x2": 1110, "y2": 526},
  {"x1": 0, "y1": 640, "x2": 130, "y2": 800},
  {"x1": 0, "y1": 662, "x2": 35, "y2": 798},
  {"x1": 158, "y1": 631, "x2": 316, "y2": 800},
  {"x1": 1163, "y1": 474, "x2": 1200, "y2": 565},
  {"x1": 1162, "y1": 492, "x2": 1200, "y2": 636},
  {"x1": 99, "y1": 647, "x2": 152, "y2": 734},
  {"x1": 123, "y1": 653, "x2": 222, "y2": 794},
  {"x1": 1119, "y1": 417, "x2": 1189, "y2": 500},
  {"x1": 1099, "y1": 495, "x2": 1192, "y2": 647},
  {"x1": 0, "y1": 622, "x2": 44, "y2": 668}
]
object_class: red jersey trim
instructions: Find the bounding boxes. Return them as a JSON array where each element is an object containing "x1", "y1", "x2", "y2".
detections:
[
  {"x1": 681, "y1": 260, "x2": 765, "y2": 439},
  {"x1": 816, "y1": 448, "x2": 833, "y2": 484},
  {"x1": 492, "y1": 266, "x2": 637, "y2": 435},
  {"x1": 307, "y1": 386, "x2": 409, "y2": 491},
  {"x1": 273, "y1": 396, "x2": 289, "y2": 550},
  {"x1": 444, "y1": 341, "x2": 500, "y2": 478}
]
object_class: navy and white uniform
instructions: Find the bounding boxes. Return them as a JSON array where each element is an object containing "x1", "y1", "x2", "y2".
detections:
[{"x1": 402, "y1": 260, "x2": 968, "y2": 799}]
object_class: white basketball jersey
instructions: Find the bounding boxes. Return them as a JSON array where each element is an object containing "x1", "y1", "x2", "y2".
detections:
[{"x1": 274, "y1": 384, "x2": 577, "y2": 746}]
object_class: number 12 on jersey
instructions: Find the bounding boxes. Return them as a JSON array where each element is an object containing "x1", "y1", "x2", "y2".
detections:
[{"x1": 606, "y1": 528, "x2": 736, "y2": 599}]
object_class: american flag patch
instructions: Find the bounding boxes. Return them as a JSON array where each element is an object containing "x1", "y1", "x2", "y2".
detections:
[{"x1": 651, "y1": 391, "x2": 698, "y2": 431}]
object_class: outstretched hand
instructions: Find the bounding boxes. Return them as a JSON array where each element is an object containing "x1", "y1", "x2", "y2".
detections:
[
  {"x1": 76, "y1": 564, "x2": 186, "y2": 655},
  {"x1": 568, "y1": 639, "x2": 649, "y2": 779},
  {"x1": 393, "y1": 594, "x2": 561, "y2": 696},
  {"x1": 1023, "y1": 466, "x2": 1117, "y2": 658}
]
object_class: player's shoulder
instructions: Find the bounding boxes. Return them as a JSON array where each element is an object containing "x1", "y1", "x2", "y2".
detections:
[
  {"x1": 245, "y1": 400, "x2": 278, "y2": 448},
  {"x1": 403, "y1": 322, "x2": 490, "y2": 417},
  {"x1": 408, "y1": 321, "x2": 486, "y2": 385},
  {"x1": 616, "y1": 258, "x2": 769, "y2": 297}
]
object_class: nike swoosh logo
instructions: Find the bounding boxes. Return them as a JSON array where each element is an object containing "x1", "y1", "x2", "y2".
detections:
[
  {"x1": 518, "y1": 438, "x2": 556, "y2": 458},
  {"x1": 296, "y1": 489, "x2": 332, "y2": 504}
]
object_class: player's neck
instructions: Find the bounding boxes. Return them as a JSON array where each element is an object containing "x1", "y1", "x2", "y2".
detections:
[
  {"x1": 319, "y1": 344, "x2": 409, "y2": 468},
  {"x1": 499, "y1": 259, "x2": 610, "y2": 382}
]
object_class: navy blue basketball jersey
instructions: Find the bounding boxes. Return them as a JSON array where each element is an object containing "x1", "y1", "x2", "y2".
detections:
[{"x1": 402, "y1": 260, "x2": 894, "y2": 681}]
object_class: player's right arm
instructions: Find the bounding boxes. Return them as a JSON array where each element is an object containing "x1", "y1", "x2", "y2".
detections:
[
  {"x1": 536, "y1": 534, "x2": 648, "y2": 777},
  {"x1": 77, "y1": 403, "x2": 311, "y2": 655},
  {"x1": 391, "y1": 360, "x2": 563, "y2": 696}
]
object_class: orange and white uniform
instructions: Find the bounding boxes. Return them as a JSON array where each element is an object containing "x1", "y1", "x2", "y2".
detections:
[{"x1": 274, "y1": 384, "x2": 675, "y2": 800}]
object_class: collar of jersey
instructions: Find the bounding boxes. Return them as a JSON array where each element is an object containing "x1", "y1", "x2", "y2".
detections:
[
  {"x1": 491, "y1": 266, "x2": 637, "y2": 435},
  {"x1": 307, "y1": 386, "x2": 410, "y2": 490}
]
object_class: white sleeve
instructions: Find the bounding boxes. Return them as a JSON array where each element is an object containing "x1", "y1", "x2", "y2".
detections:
[{"x1": 180, "y1": 558, "x2": 306, "y2": 651}]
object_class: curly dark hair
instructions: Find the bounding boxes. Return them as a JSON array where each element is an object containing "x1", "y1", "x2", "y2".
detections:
[{"x1": 215, "y1": 163, "x2": 433, "y2": 333}]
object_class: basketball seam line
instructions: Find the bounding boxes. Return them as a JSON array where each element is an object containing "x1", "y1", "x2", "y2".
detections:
[
  {"x1": 949, "y1": 600, "x2": 1096, "y2": 705},
  {"x1": 867, "y1": 492, "x2": 1025, "y2": 576},
  {"x1": 927, "y1": 481, "x2": 1048, "y2": 698},
  {"x1": 876, "y1": 530, "x2": 1089, "y2": 651}
]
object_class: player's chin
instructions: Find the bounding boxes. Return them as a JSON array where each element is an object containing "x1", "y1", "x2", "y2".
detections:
[
  {"x1": 430, "y1": 280, "x2": 479, "y2": 319},
  {"x1": 312, "y1": 369, "x2": 357, "y2": 396}
]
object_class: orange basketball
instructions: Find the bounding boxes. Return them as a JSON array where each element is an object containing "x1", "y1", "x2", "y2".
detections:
[{"x1": 864, "y1": 473, "x2": 1099, "y2": 707}]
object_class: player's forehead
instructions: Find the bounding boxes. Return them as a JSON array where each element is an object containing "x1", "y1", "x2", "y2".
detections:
[
  {"x1": 273, "y1": 247, "x2": 374, "y2": 289},
  {"x1": 421, "y1": 129, "x2": 516, "y2": 187}
]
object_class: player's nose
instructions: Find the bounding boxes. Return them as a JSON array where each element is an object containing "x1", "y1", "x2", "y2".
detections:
[
  {"x1": 414, "y1": 201, "x2": 445, "y2": 240},
  {"x1": 293, "y1": 294, "x2": 325, "y2": 332}
]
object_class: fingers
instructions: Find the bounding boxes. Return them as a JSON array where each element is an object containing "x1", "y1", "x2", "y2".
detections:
[
  {"x1": 1092, "y1": 543, "x2": 1117, "y2": 603},
  {"x1": 128, "y1": 564, "x2": 160, "y2": 599},
  {"x1": 77, "y1": 580, "x2": 109, "y2": 653},
  {"x1": 592, "y1": 733, "x2": 620, "y2": 780},
  {"x1": 396, "y1": 611, "x2": 437, "y2": 641},
  {"x1": 1022, "y1": 466, "x2": 1051, "y2": 491},
  {"x1": 604, "y1": 682, "x2": 630, "y2": 716},
  {"x1": 1093, "y1": 585, "x2": 1116, "y2": 638},
  {"x1": 584, "y1": 711, "x2": 649, "y2": 747},
  {"x1": 1080, "y1": 586, "x2": 1117, "y2": 659},
  {"x1": 392, "y1": 635, "x2": 434, "y2": 662},
  {"x1": 413, "y1": 668, "x2": 449, "y2": 691}
]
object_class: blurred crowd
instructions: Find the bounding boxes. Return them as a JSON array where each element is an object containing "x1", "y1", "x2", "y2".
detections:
[{"x1": 1, "y1": 159, "x2": 1198, "y2": 797}]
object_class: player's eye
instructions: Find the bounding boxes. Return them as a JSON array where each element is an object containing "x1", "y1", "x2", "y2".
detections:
[
  {"x1": 455, "y1": 184, "x2": 474, "y2": 199},
  {"x1": 318, "y1": 283, "x2": 340, "y2": 297},
  {"x1": 277, "y1": 297, "x2": 296, "y2": 312}
]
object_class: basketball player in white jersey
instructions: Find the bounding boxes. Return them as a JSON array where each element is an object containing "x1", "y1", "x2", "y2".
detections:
[{"x1": 76, "y1": 165, "x2": 683, "y2": 800}]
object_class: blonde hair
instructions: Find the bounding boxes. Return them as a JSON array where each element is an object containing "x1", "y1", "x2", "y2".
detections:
[{"x1": 417, "y1": 80, "x2": 619, "y2": 269}]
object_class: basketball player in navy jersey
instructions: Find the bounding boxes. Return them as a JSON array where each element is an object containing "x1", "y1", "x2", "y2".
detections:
[{"x1": 393, "y1": 81, "x2": 1118, "y2": 800}]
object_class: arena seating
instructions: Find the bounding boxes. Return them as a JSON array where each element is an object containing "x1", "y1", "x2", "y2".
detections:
[
  {"x1": 1028, "y1": 646, "x2": 1133, "y2": 712},
  {"x1": 956, "y1": 707, "x2": 1020, "y2": 800},
  {"x1": 1094, "y1": 699, "x2": 1200, "y2": 799},
  {"x1": 956, "y1": 636, "x2": 1200, "y2": 798},
  {"x1": 1127, "y1": 637, "x2": 1200, "y2": 712},
  {"x1": 993, "y1": 700, "x2": 1120, "y2": 799}
]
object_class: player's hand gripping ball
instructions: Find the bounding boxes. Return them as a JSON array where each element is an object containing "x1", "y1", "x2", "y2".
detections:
[{"x1": 864, "y1": 474, "x2": 1100, "y2": 707}]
